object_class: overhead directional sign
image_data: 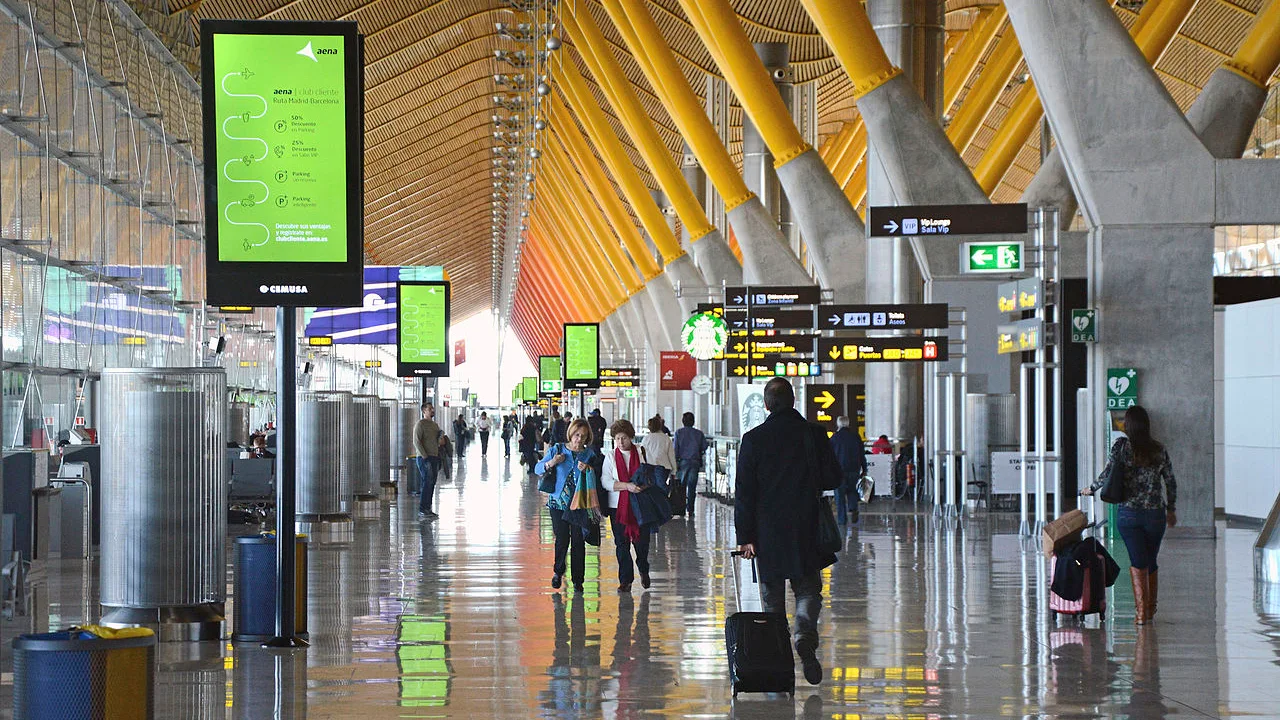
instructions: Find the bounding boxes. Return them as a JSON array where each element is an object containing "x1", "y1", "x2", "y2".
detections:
[
  {"x1": 725, "y1": 285, "x2": 821, "y2": 308},
  {"x1": 818, "y1": 303, "x2": 949, "y2": 330},
  {"x1": 996, "y1": 318, "x2": 1043, "y2": 355},
  {"x1": 729, "y1": 339, "x2": 807, "y2": 356},
  {"x1": 728, "y1": 358, "x2": 821, "y2": 378},
  {"x1": 723, "y1": 308, "x2": 814, "y2": 331},
  {"x1": 805, "y1": 383, "x2": 845, "y2": 435},
  {"x1": 599, "y1": 367, "x2": 639, "y2": 388},
  {"x1": 963, "y1": 241, "x2": 1023, "y2": 273},
  {"x1": 869, "y1": 202, "x2": 1028, "y2": 237},
  {"x1": 817, "y1": 337, "x2": 948, "y2": 363}
]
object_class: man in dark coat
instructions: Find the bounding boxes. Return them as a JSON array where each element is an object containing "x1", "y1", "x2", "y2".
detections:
[
  {"x1": 735, "y1": 377, "x2": 841, "y2": 686},
  {"x1": 829, "y1": 415, "x2": 867, "y2": 524}
]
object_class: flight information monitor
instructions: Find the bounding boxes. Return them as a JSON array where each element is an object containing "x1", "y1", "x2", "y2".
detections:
[
  {"x1": 522, "y1": 377, "x2": 537, "y2": 404},
  {"x1": 539, "y1": 356, "x2": 563, "y2": 396},
  {"x1": 563, "y1": 323, "x2": 600, "y2": 389},
  {"x1": 396, "y1": 281, "x2": 450, "y2": 377},
  {"x1": 201, "y1": 20, "x2": 363, "y2": 307}
]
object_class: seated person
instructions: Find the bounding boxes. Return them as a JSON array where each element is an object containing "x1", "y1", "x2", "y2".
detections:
[{"x1": 249, "y1": 434, "x2": 275, "y2": 459}]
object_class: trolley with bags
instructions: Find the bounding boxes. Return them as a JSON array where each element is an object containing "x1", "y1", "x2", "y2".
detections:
[
  {"x1": 725, "y1": 550, "x2": 795, "y2": 698},
  {"x1": 1047, "y1": 519, "x2": 1118, "y2": 622}
]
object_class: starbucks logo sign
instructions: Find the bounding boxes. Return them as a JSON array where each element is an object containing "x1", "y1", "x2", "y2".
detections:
[{"x1": 680, "y1": 312, "x2": 729, "y2": 360}]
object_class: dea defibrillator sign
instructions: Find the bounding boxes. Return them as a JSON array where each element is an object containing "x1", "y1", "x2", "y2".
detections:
[{"x1": 681, "y1": 312, "x2": 729, "y2": 360}]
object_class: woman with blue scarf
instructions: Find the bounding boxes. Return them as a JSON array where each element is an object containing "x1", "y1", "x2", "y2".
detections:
[{"x1": 536, "y1": 418, "x2": 599, "y2": 593}]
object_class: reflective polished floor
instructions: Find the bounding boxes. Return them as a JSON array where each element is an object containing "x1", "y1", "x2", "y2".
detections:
[{"x1": 4, "y1": 439, "x2": 1280, "y2": 719}]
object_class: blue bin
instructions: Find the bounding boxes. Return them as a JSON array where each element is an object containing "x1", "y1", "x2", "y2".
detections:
[
  {"x1": 233, "y1": 534, "x2": 308, "y2": 643},
  {"x1": 13, "y1": 626, "x2": 155, "y2": 719}
]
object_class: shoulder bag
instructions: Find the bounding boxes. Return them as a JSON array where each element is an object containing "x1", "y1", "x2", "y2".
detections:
[
  {"x1": 804, "y1": 425, "x2": 842, "y2": 555},
  {"x1": 537, "y1": 443, "x2": 562, "y2": 494},
  {"x1": 1098, "y1": 439, "x2": 1128, "y2": 504}
]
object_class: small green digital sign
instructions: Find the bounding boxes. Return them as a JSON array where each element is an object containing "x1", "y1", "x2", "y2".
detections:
[
  {"x1": 563, "y1": 323, "x2": 599, "y2": 389},
  {"x1": 396, "y1": 281, "x2": 450, "y2": 377},
  {"x1": 521, "y1": 376, "x2": 537, "y2": 404},
  {"x1": 539, "y1": 355, "x2": 563, "y2": 396}
]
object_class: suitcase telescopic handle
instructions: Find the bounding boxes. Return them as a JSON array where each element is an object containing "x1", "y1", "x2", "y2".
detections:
[{"x1": 730, "y1": 550, "x2": 758, "y2": 584}]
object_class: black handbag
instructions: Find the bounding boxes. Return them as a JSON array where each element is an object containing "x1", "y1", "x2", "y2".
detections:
[
  {"x1": 537, "y1": 443, "x2": 563, "y2": 494},
  {"x1": 1099, "y1": 439, "x2": 1128, "y2": 504}
]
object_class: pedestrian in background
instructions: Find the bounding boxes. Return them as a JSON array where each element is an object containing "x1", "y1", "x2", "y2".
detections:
[
  {"x1": 829, "y1": 416, "x2": 867, "y2": 524},
  {"x1": 477, "y1": 412, "x2": 492, "y2": 454},
  {"x1": 413, "y1": 403, "x2": 445, "y2": 520},
  {"x1": 673, "y1": 412, "x2": 708, "y2": 520}
]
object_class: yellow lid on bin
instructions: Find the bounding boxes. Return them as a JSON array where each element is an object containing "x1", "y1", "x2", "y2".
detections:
[{"x1": 75, "y1": 625, "x2": 154, "y2": 640}]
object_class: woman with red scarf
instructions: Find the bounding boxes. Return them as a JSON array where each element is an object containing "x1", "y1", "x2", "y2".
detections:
[{"x1": 601, "y1": 419, "x2": 652, "y2": 593}]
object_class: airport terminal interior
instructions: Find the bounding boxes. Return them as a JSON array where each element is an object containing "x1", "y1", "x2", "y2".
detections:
[{"x1": 2, "y1": 0, "x2": 1280, "y2": 717}]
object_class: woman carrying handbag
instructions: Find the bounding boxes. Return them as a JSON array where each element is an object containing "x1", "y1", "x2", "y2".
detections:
[
  {"x1": 1081, "y1": 405, "x2": 1177, "y2": 625},
  {"x1": 602, "y1": 419, "x2": 654, "y2": 593}
]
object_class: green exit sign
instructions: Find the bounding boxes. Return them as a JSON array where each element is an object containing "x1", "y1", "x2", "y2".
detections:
[{"x1": 962, "y1": 241, "x2": 1022, "y2": 273}]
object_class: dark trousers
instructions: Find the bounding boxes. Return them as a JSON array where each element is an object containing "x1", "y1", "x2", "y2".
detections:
[
  {"x1": 677, "y1": 463, "x2": 700, "y2": 514},
  {"x1": 760, "y1": 571, "x2": 822, "y2": 652},
  {"x1": 609, "y1": 516, "x2": 651, "y2": 584},
  {"x1": 416, "y1": 456, "x2": 440, "y2": 514},
  {"x1": 1118, "y1": 506, "x2": 1167, "y2": 570},
  {"x1": 480, "y1": 430, "x2": 490, "y2": 453},
  {"x1": 836, "y1": 474, "x2": 860, "y2": 519},
  {"x1": 549, "y1": 507, "x2": 585, "y2": 584},
  {"x1": 504, "y1": 435, "x2": 511, "y2": 456}
]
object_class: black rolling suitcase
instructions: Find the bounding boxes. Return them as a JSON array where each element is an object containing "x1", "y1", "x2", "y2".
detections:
[{"x1": 725, "y1": 551, "x2": 795, "y2": 697}]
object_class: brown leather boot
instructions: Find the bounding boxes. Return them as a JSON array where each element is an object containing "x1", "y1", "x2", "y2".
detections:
[
  {"x1": 1130, "y1": 567, "x2": 1150, "y2": 625},
  {"x1": 1148, "y1": 569, "x2": 1158, "y2": 620}
]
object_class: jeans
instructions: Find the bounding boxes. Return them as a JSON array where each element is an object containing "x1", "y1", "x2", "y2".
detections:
[
  {"x1": 416, "y1": 456, "x2": 440, "y2": 514},
  {"x1": 609, "y1": 516, "x2": 651, "y2": 585},
  {"x1": 504, "y1": 435, "x2": 511, "y2": 456},
  {"x1": 760, "y1": 571, "x2": 823, "y2": 652},
  {"x1": 835, "y1": 475, "x2": 860, "y2": 520},
  {"x1": 677, "y1": 463, "x2": 700, "y2": 514},
  {"x1": 1117, "y1": 506, "x2": 1167, "y2": 571},
  {"x1": 549, "y1": 507, "x2": 585, "y2": 585},
  {"x1": 480, "y1": 430, "x2": 490, "y2": 453}
]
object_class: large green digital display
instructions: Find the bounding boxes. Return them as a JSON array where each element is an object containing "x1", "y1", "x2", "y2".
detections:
[
  {"x1": 539, "y1": 356, "x2": 563, "y2": 396},
  {"x1": 396, "y1": 281, "x2": 450, "y2": 377},
  {"x1": 522, "y1": 377, "x2": 537, "y2": 404},
  {"x1": 563, "y1": 324, "x2": 600, "y2": 389},
  {"x1": 212, "y1": 33, "x2": 348, "y2": 263},
  {"x1": 201, "y1": 20, "x2": 362, "y2": 307}
]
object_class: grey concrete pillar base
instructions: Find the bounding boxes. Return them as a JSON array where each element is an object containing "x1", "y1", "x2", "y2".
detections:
[
  {"x1": 644, "y1": 275, "x2": 684, "y2": 350},
  {"x1": 1021, "y1": 148, "x2": 1078, "y2": 230},
  {"x1": 616, "y1": 297, "x2": 646, "y2": 353},
  {"x1": 727, "y1": 197, "x2": 811, "y2": 286},
  {"x1": 665, "y1": 254, "x2": 707, "y2": 316},
  {"x1": 1186, "y1": 67, "x2": 1267, "y2": 160},
  {"x1": 773, "y1": 149, "x2": 864, "y2": 302},
  {"x1": 689, "y1": 231, "x2": 743, "y2": 287}
]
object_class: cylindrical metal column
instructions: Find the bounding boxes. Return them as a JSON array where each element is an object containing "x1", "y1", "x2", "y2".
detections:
[
  {"x1": 864, "y1": 0, "x2": 944, "y2": 444},
  {"x1": 296, "y1": 391, "x2": 351, "y2": 522},
  {"x1": 99, "y1": 368, "x2": 227, "y2": 641},
  {"x1": 374, "y1": 400, "x2": 392, "y2": 489},
  {"x1": 395, "y1": 402, "x2": 417, "y2": 470},
  {"x1": 228, "y1": 402, "x2": 251, "y2": 447},
  {"x1": 349, "y1": 395, "x2": 379, "y2": 518}
]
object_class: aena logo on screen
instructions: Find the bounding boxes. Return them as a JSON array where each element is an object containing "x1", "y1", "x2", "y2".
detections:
[
  {"x1": 259, "y1": 284, "x2": 310, "y2": 294},
  {"x1": 296, "y1": 42, "x2": 340, "y2": 63}
]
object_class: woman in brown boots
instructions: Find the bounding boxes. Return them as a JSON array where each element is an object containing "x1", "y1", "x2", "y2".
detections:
[{"x1": 1082, "y1": 406, "x2": 1177, "y2": 624}]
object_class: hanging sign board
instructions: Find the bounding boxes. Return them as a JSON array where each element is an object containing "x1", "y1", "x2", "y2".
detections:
[
  {"x1": 817, "y1": 303, "x2": 949, "y2": 330},
  {"x1": 454, "y1": 339, "x2": 467, "y2": 366},
  {"x1": 1071, "y1": 309, "x2": 1097, "y2": 343},
  {"x1": 660, "y1": 351, "x2": 697, "y2": 390},
  {"x1": 998, "y1": 278, "x2": 1043, "y2": 313},
  {"x1": 816, "y1": 337, "x2": 948, "y2": 362},
  {"x1": 539, "y1": 355, "x2": 563, "y2": 396},
  {"x1": 723, "y1": 308, "x2": 815, "y2": 331},
  {"x1": 395, "y1": 281, "x2": 450, "y2": 377},
  {"x1": 869, "y1": 203, "x2": 1028, "y2": 237},
  {"x1": 962, "y1": 241, "x2": 1024, "y2": 274},
  {"x1": 521, "y1": 376, "x2": 537, "y2": 404},
  {"x1": 996, "y1": 318, "x2": 1043, "y2": 355},
  {"x1": 201, "y1": 20, "x2": 364, "y2": 307},
  {"x1": 725, "y1": 285, "x2": 821, "y2": 308},
  {"x1": 600, "y1": 368, "x2": 639, "y2": 388},
  {"x1": 563, "y1": 323, "x2": 600, "y2": 389},
  {"x1": 805, "y1": 383, "x2": 845, "y2": 435},
  {"x1": 728, "y1": 359, "x2": 821, "y2": 378}
]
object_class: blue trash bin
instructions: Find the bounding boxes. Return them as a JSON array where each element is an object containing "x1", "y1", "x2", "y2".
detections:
[
  {"x1": 233, "y1": 533, "x2": 308, "y2": 643},
  {"x1": 13, "y1": 625, "x2": 155, "y2": 719}
]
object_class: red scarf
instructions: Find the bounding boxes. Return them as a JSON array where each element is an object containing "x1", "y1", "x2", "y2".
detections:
[{"x1": 614, "y1": 447, "x2": 642, "y2": 542}]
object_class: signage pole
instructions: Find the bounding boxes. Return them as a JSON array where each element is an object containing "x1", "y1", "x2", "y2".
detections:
[{"x1": 267, "y1": 306, "x2": 306, "y2": 647}]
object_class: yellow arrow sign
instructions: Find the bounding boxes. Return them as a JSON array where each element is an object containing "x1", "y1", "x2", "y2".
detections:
[
  {"x1": 732, "y1": 365, "x2": 746, "y2": 376},
  {"x1": 815, "y1": 391, "x2": 836, "y2": 410},
  {"x1": 828, "y1": 346, "x2": 841, "y2": 360}
]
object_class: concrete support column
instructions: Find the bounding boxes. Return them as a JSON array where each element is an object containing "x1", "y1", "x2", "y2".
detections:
[
  {"x1": 741, "y1": 43, "x2": 794, "y2": 249},
  {"x1": 863, "y1": 0, "x2": 944, "y2": 443}
]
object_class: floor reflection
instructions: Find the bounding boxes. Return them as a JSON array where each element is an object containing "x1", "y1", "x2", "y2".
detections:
[{"x1": 2, "y1": 438, "x2": 1279, "y2": 718}]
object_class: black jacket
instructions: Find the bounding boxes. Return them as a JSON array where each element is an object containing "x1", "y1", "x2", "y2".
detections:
[
  {"x1": 1051, "y1": 537, "x2": 1120, "y2": 602},
  {"x1": 735, "y1": 408, "x2": 842, "y2": 583},
  {"x1": 588, "y1": 414, "x2": 608, "y2": 449}
]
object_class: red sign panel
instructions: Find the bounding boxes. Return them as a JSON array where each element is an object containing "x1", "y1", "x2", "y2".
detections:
[
  {"x1": 659, "y1": 351, "x2": 696, "y2": 391},
  {"x1": 454, "y1": 339, "x2": 466, "y2": 366}
]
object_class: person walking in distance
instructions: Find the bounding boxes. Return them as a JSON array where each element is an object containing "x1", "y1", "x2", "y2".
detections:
[
  {"x1": 413, "y1": 403, "x2": 446, "y2": 520},
  {"x1": 502, "y1": 413, "x2": 517, "y2": 458},
  {"x1": 588, "y1": 409, "x2": 608, "y2": 453},
  {"x1": 640, "y1": 416, "x2": 678, "y2": 514},
  {"x1": 477, "y1": 412, "x2": 492, "y2": 454},
  {"x1": 673, "y1": 412, "x2": 708, "y2": 521},
  {"x1": 829, "y1": 416, "x2": 868, "y2": 524},
  {"x1": 1081, "y1": 405, "x2": 1177, "y2": 625},
  {"x1": 735, "y1": 378, "x2": 842, "y2": 685}
]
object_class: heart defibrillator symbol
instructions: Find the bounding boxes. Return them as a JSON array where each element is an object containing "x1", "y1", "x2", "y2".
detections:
[
  {"x1": 1073, "y1": 315, "x2": 1089, "y2": 331},
  {"x1": 1108, "y1": 376, "x2": 1130, "y2": 396}
]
